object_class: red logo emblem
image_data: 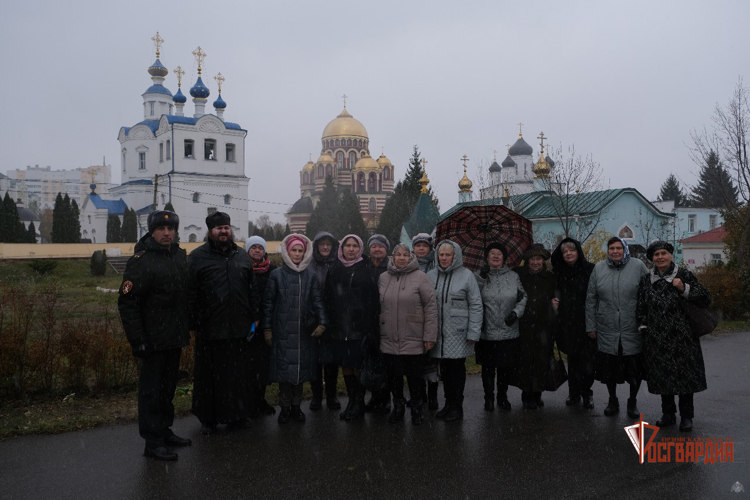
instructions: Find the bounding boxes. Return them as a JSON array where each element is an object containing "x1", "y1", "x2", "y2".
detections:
[{"x1": 122, "y1": 281, "x2": 134, "y2": 294}]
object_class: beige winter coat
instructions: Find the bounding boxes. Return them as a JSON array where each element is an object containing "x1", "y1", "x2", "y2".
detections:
[{"x1": 378, "y1": 255, "x2": 438, "y2": 355}]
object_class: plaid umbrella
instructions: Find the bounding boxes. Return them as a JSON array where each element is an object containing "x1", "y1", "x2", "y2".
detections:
[{"x1": 435, "y1": 205, "x2": 533, "y2": 272}]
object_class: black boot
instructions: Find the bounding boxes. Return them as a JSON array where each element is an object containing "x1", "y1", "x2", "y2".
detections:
[
  {"x1": 481, "y1": 367, "x2": 495, "y2": 404},
  {"x1": 627, "y1": 398, "x2": 639, "y2": 419},
  {"x1": 497, "y1": 377, "x2": 511, "y2": 411},
  {"x1": 324, "y1": 365, "x2": 341, "y2": 410},
  {"x1": 679, "y1": 417, "x2": 693, "y2": 432},
  {"x1": 389, "y1": 399, "x2": 406, "y2": 423},
  {"x1": 443, "y1": 403, "x2": 463, "y2": 422},
  {"x1": 427, "y1": 382, "x2": 439, "y2": 410},
  {"x1": 566, "y1": 393, "x2": 581, "y2": 406},
  {"x1": 410, "y1": 400, "x2": 423, "y2": 425},
  {"x1": 144, "y1": 445, "x2": 178, "y2": 461},
  {"x1": 604, "y1": 397, "x2": 619, "y2": 416},
  {"x1": 582, "y1": 394, "x2": 594, "y2": 409},
  {"x1": 656, "y1": 413, "x2": 676, "y2": 427},
  {"x1": 340, "y1": 374, "x2": 357, "y2": 420},
  {"x1": 344, "y1": 379, "x2": 365, "y2": 421},
  {"x1": 278, "y1": 407, "x2": 291, "y2": 424}
]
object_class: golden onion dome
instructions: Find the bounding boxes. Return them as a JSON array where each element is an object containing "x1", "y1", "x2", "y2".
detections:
[
  {"x1": 533, "y1": 155, "x2": 551, "y2": 178},
  {"x1": 376, "y1": 153, "x2": 392, "y2": 166},
  {"x1": 317, "y1": 153, "x2": 335, "y2": 164},
  {"x1": 353, "y1": 154, "x2": 380, "y2": 171},
  {"x1": 458, "y1": 172, "x2": 473, "y2": 192},
  {"x1": 302, "y1": 160, "x2": 315, "y2": 172},
  {"x1": 322, "y1": 107, "x2": 369, "y2": 139}
]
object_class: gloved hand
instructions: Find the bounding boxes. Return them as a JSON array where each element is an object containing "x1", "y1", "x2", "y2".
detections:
[
  {"x1": 504, "y1": 311, "x2": 518, "y2": 326},
  {"x1": 264, "y1": 329, "x2": 273, "y2": 347},
  {"x1": 479, "y1": 264, "x2": 490, "y2": 280},
  {"x1": 311, "y1": 325, "x2": 326, "y2": 338},
  {"x1": 132, "y1": 343, "x2": 150, "y2": 359}
]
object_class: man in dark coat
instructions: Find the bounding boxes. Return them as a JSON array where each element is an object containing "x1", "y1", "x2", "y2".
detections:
[
  {"x1": 551, "y1": 237, "x2": 596, "y2": 409},
  {"x1": 364, "y1": 234, "x2": 391, "y2": 414},
  {"x1": 188, "y1": 212, "x2": 260, "y2": 433},
  {"x1": 245, "y1": 236, "x2": 277, "y2": 417},
  {"x1": 118, "y1": 210, "x2": 191, "y2": 461}
]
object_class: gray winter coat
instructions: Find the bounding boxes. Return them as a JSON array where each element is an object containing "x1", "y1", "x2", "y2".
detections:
[
  {"x1": 585, "y1": 257, "x2": 648, "y2": 356},
  {"x1": 378, "y1": 255, "x2": 438, "y2": 355},
  {"x1": 475, "y1": 265, "x2": 527, "y2": 341},
  {"x1": 263, "y1": 236, "x2": 328, "y2": 385},
  {"x1": 426, "y1": 240, "x2": 483, "y2": 359}
]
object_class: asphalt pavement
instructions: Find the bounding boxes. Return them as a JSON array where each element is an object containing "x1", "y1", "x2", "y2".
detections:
[{"x1": 0, "y1": 331, "x2": 748, "y2": 500}]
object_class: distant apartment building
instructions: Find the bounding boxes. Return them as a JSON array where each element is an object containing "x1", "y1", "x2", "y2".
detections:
[{"x1": 4, "y1": 163, "x2": 111, "y2": 209}]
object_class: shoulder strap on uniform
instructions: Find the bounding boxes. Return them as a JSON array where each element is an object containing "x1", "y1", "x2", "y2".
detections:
[{"x1": 133, "y1": 250, "x2": 146, "y2": 259}]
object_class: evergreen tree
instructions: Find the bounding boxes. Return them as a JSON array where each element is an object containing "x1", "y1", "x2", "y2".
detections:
[
  {"x1": 39, "y1": 208, "x2": 53, "y2": 242},
  {"x1": 70, "y1": 199, "x2": 81, "y2": 242},
  {"x1": 107, "y1": 214, "x2": 122, "y2": 243},
  {"x1": 0, "y1": 192, "x2": 8, "y2": 243},
  {"x1": 121, "y1": 208, "x2": 138, "y2": 242},
  {"x1": 658, "y1": 173, "x2": 687, "y2": 207},
  {"x1": 306, "y1": 176, "x2": 341, "y2": 238},
  {"x1": 376, "y1": 181, "x2": 412, "y2": 247},
  {"x1": 338, "y1": 188, "x2": 368, "y2": 242},
  {"x1": 26, "y1": 222, "x2": 37, "y2": 243},
  {"x1": 284, "y1": 223, "x2": 291, "y2": 238},
  {"x1": 1, "y1": 193, "x2": 23, "y2": 243},
  {"x1": 691, "y1": 150, "x2": 739, "y2": 209},
  {"x1": 403, "y1": 145, "x2": 439, "y2": 209},
  {"x1": 51, "y1": 192, "x2": 66, "y2": 243},
  {"x1": 272, "y1": 222, "x2": 285, "y2": 241}
]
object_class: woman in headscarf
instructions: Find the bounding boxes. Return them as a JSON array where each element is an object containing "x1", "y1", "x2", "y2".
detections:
[
  {"x1": 307, "y1": 232, "x2": 341, "y2": 411},
  {"x1": 637, "y1": 241, "x2": 710, "y2": 432},
  {"x1": 515, "y1": 244, "x2": 558, "y2": 409},
  {"x1": 585, "y1": 236, "x2": 648, "y2": 418},
  {"x1": 474, "y1": 242, "x2": 527, "y2": 411},
  {"x1": 378, "y1": 243, "x2": 438, "y2": 425},
  {"x1": 322, "y1": 234, "x2": 380, "y2": 421},
  {"x1": 551, "y1": 238, "x2": 596, "y2": 409},
  {"x1": 263, "y1": 234, "x2": 327, "y2": 424},
  {"x1": 427, "y1": 240, "x2": 483, "y2": 422}
]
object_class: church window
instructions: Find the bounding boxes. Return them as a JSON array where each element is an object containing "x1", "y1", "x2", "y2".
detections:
[
  {"x1": 204, "y1": 139, "x2": 216, "y2": 160},
  {"x1": 159, "y1": 143, "x2": 164, "y2": 162},
  {"x1": 384, "y1": 166, "x2": 390, "y2": 180},
  {"x1": 318, "y1": 165, "x2": 324, "y2": 178},
  {"x1": 347, "y1": 139, "x2": 352, "y2": 147},
  {"x1": 169, "y1": 104, "x2": 173, "y2": 115},
  {"x1": 161, "y1": 193, "x2": 166, "y2": 204},
  {"x1": 184, "y1": 140, "x2": 194, "y2": 158},
  {"x1": 122, "y1": 150, "x2": 126, "y2": 173},
  {"x1": 166, "y1": 140, "x2": 171, "y2": 159},
  {"x1": 193, "y1": 192, "x2": 200, "y2": 203},
  {"x1": 368, "y1": 173, "x2": 377, "y2": 192},
  {"x1": 618, "y1": 225, "x2": 634, "y2": 239},
  {"x1": 139, "y1": 152, "x2": 146, "y2": 170},
  {"x1": 369, "y1": 198, "x2": 376, "y2": 212},
  {"x1": 189, "y1": 234, "x2": 197, "y2": 242},
  {"x1": 359, "y1": 140, "x2": 363, "y2": 147},
  {"x1": 207, "y1": 207, "x2": 217, "y2": 216},
  {"x1": 88, "y1": 215, "x2": 91, "y2": 224},
  {"x1": 303, "y1": 172, "x2": 309, "y2": 184},
  {"x1": 326, "y1": 165, "x2": 332, "y2": 177},
  {"x1": 349, "y1": 152, "x2": 356, "y2": 169},
  {"x1": 149, "y1": 102, "x2": 155, "y2": 115},
  {"x1": 357, "y1": 172, "x2": 365, "y2": 193},
  {"x1": 224, "y1": 194, "x2": 231, "y2": 205},
  {"x1": 337, "y1": 152, "x2": 344, "y2": 169},
  {"x1": 226, "y1": 143, "x2": 236, "y2": 162}
]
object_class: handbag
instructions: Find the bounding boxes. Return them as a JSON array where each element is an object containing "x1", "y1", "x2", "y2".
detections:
[
  {"x1": 360, "y1": 353, "x2": 387, "y2": 390},
  {"x1": 678, "y1": 297, "x2": 718, "y2": 338},
  {"x1": 545, "y1": 344, "x2": 568, "y2": 391}
]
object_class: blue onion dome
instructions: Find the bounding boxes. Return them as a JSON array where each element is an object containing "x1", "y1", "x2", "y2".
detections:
[
  {"x1": 213, "y1": 94, "x2": 226, "y2": 109},
  {"x1": 173, "y1": 88, "x2": 187, "y2": 104},
  {"x1": 190, "y1": 77, "x2": 210, "y2": 99},
  {"x1": 545, "y1": 155, "x2": 555, "y2": 168},
  {"x1": 489, "y1": 161, "x2": 501, "y2": 173},
  {"x1": 148, "y1": 59, "x2": 169, "y2": 78},
  {"x1": 508, "y1": 136, "x2": 533, "y2": 156},
  {"x1": 501, "y1": 155, "x2": 516, "y2": 168}
]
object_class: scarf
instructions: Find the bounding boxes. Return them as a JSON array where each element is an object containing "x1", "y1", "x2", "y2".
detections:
[
  {"x1": 607, "y1": 236, "x2": 631, "y2": 268},
  {"x1": 649, "y1": 262, "x2": 677, "y2": 284},
  {"x1": 253, "y1": 258, "x2": 271, "y2": 274},
  {"x1": 338, "y1": 234, "x2": 364, "y2": 267}
]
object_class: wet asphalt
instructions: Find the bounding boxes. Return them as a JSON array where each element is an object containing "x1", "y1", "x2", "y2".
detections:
[{"x1": 0, "y1": 331, "x2": 748, "y2": 500}]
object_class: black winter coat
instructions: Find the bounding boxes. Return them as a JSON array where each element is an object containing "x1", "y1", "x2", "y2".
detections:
[
  {"x1": 253, "y1": 262, "x2": 277, "y2": 330},
  {"x1": 551, "y1": 238, "x2": 596, "y2": 355},
  {"x1": 263, "y1": 264, "x2": 328, "y2": 384},
  {"x1": 308, "y1": 231, "x2": 339, "y2": 289},
  {"x1": 118, "y1": 234, "x2": 190, "y2": 351},
  {"x1": 188, "y1": 239, "x2": 260, "y2": 340},
  {"x1": 516, "y1": 266, "x2": 557, "y2": 392},
  {"x1": 324, "y1": 260, "x2": 380, "y2": 342}
]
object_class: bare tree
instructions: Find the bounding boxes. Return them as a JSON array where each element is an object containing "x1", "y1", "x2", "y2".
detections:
[
  {"x1": 631, "y1": 206, "x2": 676, "y2": 248},
  {"x1": 255, "y1": 214, "x2": 272, "y2": 230},
  {"x1": 540, "y1": 144, "x2": 606, "y2": 243},
  {"x1": 474, "y1": 159, "x2": 520, "y2": 201},
  {"x1": 690, "y1": 78, "x2": 750, "y2": 264}
]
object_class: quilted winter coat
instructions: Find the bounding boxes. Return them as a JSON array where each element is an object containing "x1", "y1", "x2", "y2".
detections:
[
  {"x1": 474, "y1": 265, "x2": 527, "y2": 341},
  {"x1": 426, "y1": 240, "x2": 483, "y2": 359},
  {"x1": 262, "y1": 235, "x2": 328, "y2": 385},
  {"x1": 378, "y1": 255, "x2": 438, "y2": 355}
]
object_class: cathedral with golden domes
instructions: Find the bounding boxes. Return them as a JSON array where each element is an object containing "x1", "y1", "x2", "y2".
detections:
[{"x1": 286, "y1": 105, "x2": 395, "y2": 233}]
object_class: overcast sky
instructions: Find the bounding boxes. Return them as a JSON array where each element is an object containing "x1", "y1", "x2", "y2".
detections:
[{"x1": 2, "y1": 0, "x2": 748, "y2": 223}]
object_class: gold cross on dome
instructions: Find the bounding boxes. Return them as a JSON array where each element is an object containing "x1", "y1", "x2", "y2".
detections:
[
  {"x1": 174, "y1": 66, "x2": 185, "y2": 87},
  {"x1": 192, "y1": 46, "x2": 207, "y2": 74},
  {"x1": 517, "y1": 122, "x2": 524, "y2": 137},
  {"x1": 342, "y1": 94, "x2": 348, "y2": 107},
  {"x1": 461, "y1": 155, "x2": 469, "y2": 171},
  {"x1": 214, "y1": 73, "x2": 225, "y2": 93},
  {"x1": 421, "y1": 158, "x2": 428, "y2": 171},
  {"x1": 537, "y1": 131, "x2": 546, "y2": 154},
  {"x1": 152, "y1": 32, "x2": 164, "y2": 58}
]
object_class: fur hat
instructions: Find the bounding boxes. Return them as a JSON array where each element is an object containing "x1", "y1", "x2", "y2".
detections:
[
  {"x1": 411, "y1": 233, "x2": 433, "y2": 248},
  {"x1": 524, "y1": 243, "x2": 551, "y2": 261},
  {"x1": 646, "y1": 240, "x2": 675, "y2": 261},
  {"x1": 147, "y1": 210, "x2": 179, "y2": 233},
  {"x1": 206, "y1": 211, "x2": 231, "y2": 230},
  {"x1": 484, "y1": 242, "x2": 508, "y2": 261}
]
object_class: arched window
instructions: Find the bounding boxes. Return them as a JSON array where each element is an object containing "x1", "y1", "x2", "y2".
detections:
[
  {"x1": 369, "y1": 198, "x2": 376, "y2": 212},
  {"x1": 357, "y1": 172, "x2": 366, "y2": 193},
  {"x1": 318, "y1": 165, "x2": 324, "y2": 178},
  {"x1": 303, "y1": 172, "x2": 309, "y2": 184},
  {"x1": 166, "y1": 140, "x2": 171, "y2": 160},
  {"x1": 619, "y1": 226, "x2": 634, "y2": 239},
  {"x1": 347, "y1": 139, "x2": 352, "y2": 147},
  {"x1": 189, "y1": 234, "x2": 197, "y2": 242},
  {"x1": 335, "y1": 139, "x2": 340, "y2": 147},
  {"x1": 88, "y1": 215, "x2": 91, "y2": 224},
  {"x1": 224, "y1": 194, "x2": 231, "y2": 205},
  {"x1": 161, "y1": 193, "x2": 166, "y2": 204},
  {"x1": 359, "y1": 140, "x2": 363, "y2": 147},
  {"x1": 122, "y1": 150, "x2": 126, "y2": 173},
  {"x1": 369, "y1": 172, "x2": 377, "y2": 192},
  {"x1": 349, "y1": 152, "x2": 356, "y2": 169},
  {"x1": 193, "y1": 192, "x2": 200, "y2": 203},
  {"x1": 326, "y1": 165, "x2": 332, "y2": 177},
  {"x1": 337, "y1": 152, "x2": 344, "y2": 169},
  {"x1": 383, "y1": 166, "x2": 390, "y2": 180}
]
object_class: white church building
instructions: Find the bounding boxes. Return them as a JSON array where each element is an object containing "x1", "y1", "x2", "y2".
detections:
[{"x1": 84, "y1": 34, "x2": 250, "y2": 243}]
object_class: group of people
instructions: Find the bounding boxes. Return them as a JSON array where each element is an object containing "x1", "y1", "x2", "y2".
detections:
[{"x1": 119, "y1": 210, "x2": 712, "y2": 462}]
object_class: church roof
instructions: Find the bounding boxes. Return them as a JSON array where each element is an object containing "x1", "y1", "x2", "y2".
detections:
[
  {"x1": 403, "y1": 193, "x2": 440, "y2": 239},
  {"x1": 87, "y1": 194, "x2": 128, "y2": 216},
  {"x1": 508, "y1": 136, "x2": 533, "y2": 156},
  {"x1": 143, "y1": 84, "x2": 173, "y2": 97},
  {"x1": 489, "y1": 161, "x2": 502, "y2": 173},
  {"x1": 501, "y1": 155, "x2": 516, "y2": 168},
  {"x1": 322, "y1": 107, "x2": 368, "y2": 139},
  {"x1": 124, "y1": 116, "x2": 244, "y2": 136},
  {"x1": 289, "y1": 196, "x2": 313, "y2": 214},
  {"x1": 18, "y1": 207, "x2": 39, "y2": 222}
]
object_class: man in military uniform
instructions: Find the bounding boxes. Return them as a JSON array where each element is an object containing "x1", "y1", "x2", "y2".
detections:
[{"x1": 118, "y1": 210, "x2": 191, "y2": 461}]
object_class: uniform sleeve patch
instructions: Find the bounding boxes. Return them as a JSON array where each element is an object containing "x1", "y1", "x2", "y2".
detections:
[{"x1": 122, "y1": 281, "x2": 134, "y2": 294}]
